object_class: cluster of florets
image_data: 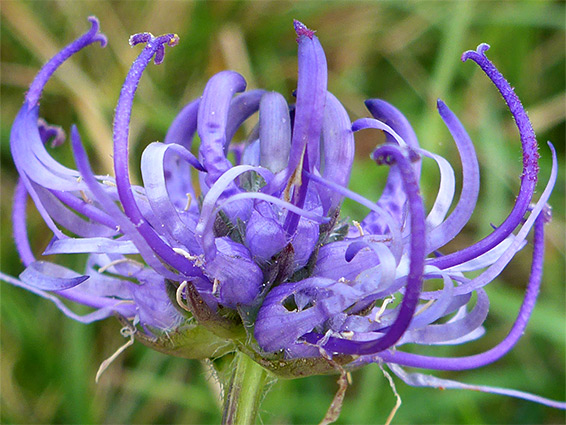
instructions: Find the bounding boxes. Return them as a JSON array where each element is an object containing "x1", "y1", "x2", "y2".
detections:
[{"x1": 4, "y1": 17, "x2": 563, "y2": 408}]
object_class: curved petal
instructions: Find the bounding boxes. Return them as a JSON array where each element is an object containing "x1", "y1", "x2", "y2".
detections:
[
  {"x1": 432, "y1": 44, "x2": 541, "y2": 269},
  {"x1": 285, "y1": 20, "x2": 328, "y2": 176},
  {"x1": 319, "y1": 92, "x2": 355, "y2": 213},
  {"x1": 20, "y1": 261, "x2": 89, "y2": 291},
  {"x1": 204, "y1": 238, "x2": 263, "y2": 308},
  {"x1": 198, "y1": 71, "x2": 247, "y2": 185},
  {"x1": 303, "y1": 144, "x2": 426, "y2": 355},
  {"x1": 141, "y1": 142, "x2": 204, "y2": 254},
  {"x1": 259, "y1": 91, "x2": 291, "y2": 173},
  {"x1": 425, "y1": 100, "x2": 480, "y2": 251}
]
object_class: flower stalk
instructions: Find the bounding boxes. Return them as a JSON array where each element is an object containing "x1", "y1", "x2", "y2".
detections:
[{"x1": 222, "y1": 351, "x2": 269, "y2": 425}]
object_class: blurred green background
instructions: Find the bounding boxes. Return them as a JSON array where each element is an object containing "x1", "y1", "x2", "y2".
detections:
[{"x1": 1, "y1": 1, "x2": 564, "y2": 424}]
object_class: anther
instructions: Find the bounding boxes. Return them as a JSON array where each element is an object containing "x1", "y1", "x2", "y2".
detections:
[
  {"x1": 184, "y1": 193, "x2": 192, "y2": 212},
  {"x1": 352, "y1": 220, "x2": 364, "y2": 237},
  {"x1": 175, "y1": 281, "x2": 192, "y2": 312},
  {"x1": 173, "y1": 247, "x2": 198, "y2": 261},
  {"x1": 374, "y1": 296, "x2": 395, "y2": 323}
]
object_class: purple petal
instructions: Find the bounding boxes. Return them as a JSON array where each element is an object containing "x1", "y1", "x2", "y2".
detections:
[
  {"x1": 198, "y1": 71, "x2": 247, "y2": 186},
  {"x1": 291, "y1": 216, "x2": 320, "y2": 270},
  {"x1": 364, "y1": 98, "x2": 421, "y2": 175},
  {"x1": 226, "y1": 89, "x2": 266, "y2": 146},
  {"x1": 12, "y1": 179, "x2": 35, "y2": 266},
  {"x1": 11, "y1": 106, "x2": 82, "y2": 192},
  {"x1": 242, "y1": 139, "x2": 261, "y2": 166},
  {"x1": 315, "y1": 239, "x2": 380, "y2": 281},
  {"x1": 38, "y1": 118, "x2": 66, "y2": 147},
  {"x1": 204, "y1": 238, "x2": 263, "y2": 308},
  {"x1": 285, "y1": 21, "x2": 327, "y2": 176},
  {"x1": 32, "y1": 185, "x2": 115, "y2": 238},
  {"x1": 425, "y1": 100, "x2": 480, "y2": 252},
  {"x1": 128, "y1": 271, "x2": 184, "y2": 331},
  {"x1": 389, "y1": 364, "x2": 566, "y2": 410},
  {"x1": 163, "y1": 98, "x2": 200, "y2": 210},
  {"x1": 43, "y1": 237, "x2": 138, "y2": 255},
  {"x1": 352, "y1": 116, "x2": 414, "y2": 234},
  {"x1": 0, "y1": 271, "x2": 130, "y2": 324},
  {"x1": 19, "y1": 261, "x2": 89, "y2": 291},
  {"x1": 255, "y1": 277, "x2": 358, "y2": 352},
  {"x1": 437, "y1": 144, "x2": 556, "y2": 297},
  {"x1": 141, "y1": 142, "x2": 203, "y2": 254},
  {"x1": 432, "y1": 44, "x2": 541, "y2": 269},
  {"x1": 378, "y1": 161, "x2": 553, "y2": 369},
  {"x1": 26, "y1": 17, "x2": 106, "y2": 107},
  {"x1": 259, "y1": 91, "x2": 291, "y2": 173},
  {"x1": 303, "y1": 144, "x2": 426, "y2": 355},
  {"x1": 197, "y1": 164, "x2": 274, "y2": 259},
  {"x1": 70, "y1": 126, "x2": 180, "y2": 280},
  {"x1": 304, "y1": 172, "x2": 403, "y2": 258},
  {"x1": 111, "y1": 35, "x2": 201, "y2": 277},
  {"x1": 419, "y1": 149, "x2": 455, "y2": 229},
  {"x1": 245, "y1": 203, "x2": 287, "y2": 262},
  {"x1": 399, "y1": 289, "x2": 489, "y2": 345},
  {"x1": 318, "y1": 92, "x2": 354, "y2": 213}
]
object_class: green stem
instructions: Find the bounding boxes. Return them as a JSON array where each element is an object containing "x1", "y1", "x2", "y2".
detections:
[{"x1": 222, "y1": 350, "x2": 268, "y2": 425}]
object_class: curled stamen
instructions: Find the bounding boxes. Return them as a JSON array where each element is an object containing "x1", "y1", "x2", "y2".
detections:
[
  {"x1": 381, "y1": 364, "x2": 402, "y2": 425},
  {"x1": 95, "y1": 327, "x2": 135, "y2": 383},
  {"x1": 175, "y1": 281, "x2": 192, "y2": 312},
  {"x1": 98, "y1": 258, "x2": 144, "y2": 274},
  {"x1": 352, "y1": 220, "x2": 364, "y2": 237}
]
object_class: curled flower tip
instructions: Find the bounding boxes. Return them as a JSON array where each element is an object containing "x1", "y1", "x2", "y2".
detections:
[
  {"x1": 129, "y1": 32, "x2": 153, "y2": 47},
  {"x1": 293, "y1": 19, "x2": 316, "y2": 40},
  {"x1": 87, "y1": 16, "x2": 107, "y2": 47},
  {"x1": 129, "y1": 33, "x2": 179, "y2": 65},
  {"x1": 154, "y1": 34, "x2": 179, "y2": 64},
  {"x1": 38, "y1": 118, "x2": 66, "y2": 147},
  {"x1": 461, "y1": 43, "x2": 490, "y2": 62}
]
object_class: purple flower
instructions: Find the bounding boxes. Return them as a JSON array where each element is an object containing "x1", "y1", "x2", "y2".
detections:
[{"x1": 3, "y1": 16, "x2": 564, "y2": 411}]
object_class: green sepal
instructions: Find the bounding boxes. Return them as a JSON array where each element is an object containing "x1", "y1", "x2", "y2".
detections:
[{"x1": 116, "y1": 314, "x2": 235, "y2": 359}]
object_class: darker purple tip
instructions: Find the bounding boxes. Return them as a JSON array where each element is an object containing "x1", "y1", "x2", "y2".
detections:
[{"x1": 293, "y1": 19, "x2": 315, "y2": 40}]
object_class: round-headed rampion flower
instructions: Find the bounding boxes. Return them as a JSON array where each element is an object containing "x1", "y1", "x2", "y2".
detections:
[{"x1": 3, "y1": 16, "x2": 564, "y2": 413}]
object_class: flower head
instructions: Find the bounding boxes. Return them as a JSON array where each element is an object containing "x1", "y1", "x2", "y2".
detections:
[{"x1": 4, "y1": 16, "x2": 564, "y2": 412}]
